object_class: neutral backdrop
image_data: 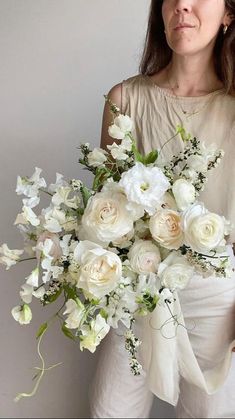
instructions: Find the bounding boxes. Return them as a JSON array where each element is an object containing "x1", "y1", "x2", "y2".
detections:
[{"x1": 0, "y1": 1, "x2": 175, "y2": 417}]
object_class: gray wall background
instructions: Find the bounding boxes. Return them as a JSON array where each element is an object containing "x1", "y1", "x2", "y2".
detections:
[{"x1": 0, "y1": 1, "x2": 175, "y2": 417}]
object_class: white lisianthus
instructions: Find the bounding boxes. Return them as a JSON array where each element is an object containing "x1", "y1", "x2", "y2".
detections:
[
  {"x1": 14, "y1": 206, "x2": 40, "y2": 227},
  {"x1": 81, "y1": 189, "x2": 137, "y2": 244},
  {"x1": 149, "y1": 209, "x2": 184, "y2": 250},
  {"x1": 80, "y1": 314, "x2": 110, "y2": 353},
  {"x1": 73, "y1": 241, "x2": 122, "y2": 298},
  {"x1": 128, "y1": 240, "x2": 161, "y2": 274},
  {"x1": 182, "y1": 203, "x2": 225, "y2": 253},
  {"x1": 0, "y1": 244, "x2": 24, "y2": 270},
  {"x1": 87, "y1": 147, "x2": 107, "y2": 167},
  {"x1": 16, "y1": 167, "x2": 46, "y2": 197},
  {"x1": 11, "y1": 304, "x2": 32, "y2": 325},
  {"x1": 172, "y1": 179, "x2": 196, "y2": 211},
  {"x1": 26, "y1": 267, "x2": 39, "y2": 287},
  {"x1": 63, "y1": 299, "x2": 85, "y2": 329},
  {"x1": 108, "y1": 114, "x2": 133, "y2": 140},
  {"x1": 158, "y1": 252, "x2": 194, "y2": 290},
  {"x1": 119, "y1": 162, "x2": 170, "y2": 215}
]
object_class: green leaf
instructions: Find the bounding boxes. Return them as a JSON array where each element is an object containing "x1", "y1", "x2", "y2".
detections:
[
  {"x1": 44, "y1": 287, "x2": 62, "y2": 304},
  {"x1": 80, "y1": 185, "x2": 93, "y2": 207},
  {"x1": 92, "y1": 167, "x2": 110, "y2": 191},
  {"x1": 62, "y1": 323, "x2": 76, "y2": 340},
  {"x1": 99, "y1": 308, "x2": 108, "y2": 321},
  {"x1": 36, "y1": 322, "x2": 48, "y2": 339},
  {"x1": 131, "y1": 142, "x2": 145, "y2": 163},
  {"x1": 63, "y1": 284, "x2": 77, "y2": 300},
  {"x1": 143, "y1": 150, "x2": 158, "y2": 165}
]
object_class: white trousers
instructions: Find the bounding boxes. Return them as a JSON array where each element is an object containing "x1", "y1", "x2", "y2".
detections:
[{"x1": 89, "y1": 248, "x2": 235, "y2": 418}]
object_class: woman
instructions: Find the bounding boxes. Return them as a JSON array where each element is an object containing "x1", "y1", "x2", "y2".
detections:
[{"x1": 89, "y1": 1, "x2": 235, "y2": 417}]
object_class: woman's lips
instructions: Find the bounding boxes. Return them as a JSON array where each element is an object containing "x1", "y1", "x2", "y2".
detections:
[{"x1": 174, "y1": 24, "x2": 195, "y2": 31}]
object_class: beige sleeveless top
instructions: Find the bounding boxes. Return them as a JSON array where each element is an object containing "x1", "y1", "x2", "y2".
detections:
[{"x1": 121, "y1": 74, "x2": 235, "y2": 243}]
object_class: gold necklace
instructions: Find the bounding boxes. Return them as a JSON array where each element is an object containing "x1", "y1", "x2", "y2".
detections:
[{"x1": 166, "y1": 69, "x2": 220, "y2": 119}]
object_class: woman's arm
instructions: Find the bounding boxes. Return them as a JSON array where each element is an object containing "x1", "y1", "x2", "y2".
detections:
[{"x1": 100, "y1": 83, "x2": 122, "y2": 150}]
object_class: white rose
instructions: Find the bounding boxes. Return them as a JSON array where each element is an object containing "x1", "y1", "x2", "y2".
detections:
[
  {"x1": 108, "y1": 115, "x2": 133, "y2": 140},
  {"x1": 182, "y1": 203, "x2": 225, "y2": 253},
  {"x1": 119, "y1": 162, "x2": 170, "y2": 215},
  {"x1": 172, "y1": 179, "x2": 196, "y2": 211},
  {"x1": 73, "y1": 241, "x2": 122, "y2": 298},
  {"x1": 81, "y1": 189, "x2": 136, "y2": 244},
  {"x1": 112, "y1": 228, "x2": 134, "y2": 248},
  {"x1": 11, "y1": 304, "x2": 32, "y2": 325},
  {"x1": 87, "y1": 148, "x2": 107, "y2": 167},
  {"x1": 80, "y1": 314, "x2": 110, "y2": 353},
  {"x1": 128, "y1": 240, "x2": 161, "y2": 274},
  {"x1": 63, "y1": 299, "x2": 85, "y2": 329},
  {"x1": 158, "y1": 252, "x2": 194, "y2": 290},
  {"x1": 149, "y1": 209, "x2": 184, "y2": 250}
]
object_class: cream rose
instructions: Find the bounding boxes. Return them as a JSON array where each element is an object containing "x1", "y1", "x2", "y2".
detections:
[
  {"x1": 172, "y1": 179, "x2": 196, "y2": 211},
  {"x1": 149, "y1": 209, "x2": 184, "y2": 250},
  {"x1": 72, "y1": 240, "x2": 122, "y2": 298},
  {"x1": 158, "y1": 252, "x2": 194, "y2": 290},
  {"x1": 128, "y1": 240, "x2": 161, "y2": 274},
  {"x1": 182, "y1": 203, "x2": 225, "y2": 253},
  {"x1": 81, "y1": 189, "x2": 136, "y2": 245}
]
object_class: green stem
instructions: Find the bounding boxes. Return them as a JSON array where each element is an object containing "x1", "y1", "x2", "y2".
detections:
[{"x1": 18, "y1": 257, "x2": 37, "y2": 263}]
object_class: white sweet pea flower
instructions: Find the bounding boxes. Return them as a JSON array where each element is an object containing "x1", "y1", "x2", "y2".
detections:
[
  {"x1": 107, "y1": 142, "x2": 129, "y2": 160},
  {"x1": 72, "y1": 240, "x2": 122, "y2": 298},
  {"x1": 120, "y1": 136, "x2": 132, "y2": 151},
  {"x1": 158, "y1": 252, "x2": 194, "y2": 291},
  {"x1": 81, "y1": 189, "x2": 137, "y2": 245},
  {"x1": 52, "y1": 186, "x2": 80, "y2": 209},
  {"x1": 172, "y1": 179, "x2": 196, "y2": 211},
  {"x1": 60, "y1": 234, "x2": 72, "y2": 257},
  {"x1": 16, "y1": 167, "x2": 46, "y2": 197},
  {"x1": 182, "y1": 203, "x2": 225, "y2": 253},
  {"x1": 32, "y1": 286, "x2": 46, "y2": 299},
  {"x1": 22, "y1": 196, "x2": 40, "y2": 208},
  {"x1": 43, "y1": 207, "x2": 64, "y2": 232},
  {"x1": 11, "y1": 304, "x2": 32, "y2": 325},
  {"x1": 14, "y1": 206, "x2": 40, "y2": 227},
  {"x1": 63, "y1": 299, "x2": 85, "y2": 329},
  {"x1": 80, "y1": 314, "x2": 110, "y2": 353},
  {"x1": 36, "y1": 232, "x2": 62, "y2": 261},
  {"x1": 187, "y1": 154, "x2": 208, "y2": 173},
  {"x1": 49, "y1": 173, "x2": 68, "y2": 193},
  {"x1": 26, "y1": 267, "x2": 39, "y2": 287},
  {"x1": 0, "y1": 244, "x2": 24, "y2": 270},
  {"x1": 108, "y1": 114, "x2": 133, "y2": 140},
  {"x1": 119, "y1": 162, "x2": 170, "y2": 215},
  {"x1": 128, "y1": 240, "x2": 161, "y2": 274},
  {"x1": 19, "y1": 283, "x2": 34, "y2": 304},
  {"x1": 87, "y1": 147, "x2": 107, "y2": 167},
  {"x1": 149, "y1": 209, "x2": 184, "y2": 250}
]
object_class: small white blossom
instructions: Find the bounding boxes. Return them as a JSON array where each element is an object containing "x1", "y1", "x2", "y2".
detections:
[
  {"x1": 11, "y1": 304, "x2": 32, "y2": 325},
  {"x1": 0, "y1": 244, "x2": 24, "y2": 270}
]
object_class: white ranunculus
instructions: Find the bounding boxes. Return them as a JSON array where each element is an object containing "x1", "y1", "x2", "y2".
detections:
[
  {"x1": 80, "y1": 314, "x2": 110, "y2": 353},
  {"x1": 128, "y1": 240, "x2": 161, "y2": 274},
  {"x1": 87, "y1": 147, "x2": 107, "y2": 167},
  {"x1": 158, "y1": 252, "x2": 194, "y2": 290},
  {"x1": 11, "y1": 304, "x2": 32, "y2": 325},
  {"x1": 182, "y1": 203, "x2": 225, "y2": 253},
  {"x1": 63, "y1": 299, "x2": 85, "y2": 329},
  {"x1": 81, "y1": 189, "x2": 136, "y2": 244},
  {"x1": 108, "y1": 115, "x2": 133, "y2": 140},
  {"x1": 0, "y1": 244, "x2": 24, "y2": 270},
  {"x1": 172, "y1": 179, "x2": 196, "y2": 211},
  {"x1": 73, "y1": 241, "x2": 122, "y2": 298},
  {"x1": 119, "y1": 162, "x2": 170, "y2": 215},
  {"x1": 149, "y1": 209, "x2": 184, "y2": 250}
]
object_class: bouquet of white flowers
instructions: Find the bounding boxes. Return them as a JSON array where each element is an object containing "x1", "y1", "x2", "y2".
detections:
[{"x1": 1, "y1": 98, "x2": 233, "y2": 400}]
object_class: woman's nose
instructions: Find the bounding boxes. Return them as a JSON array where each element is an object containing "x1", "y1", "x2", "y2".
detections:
[{"x1": 174, "y1": 0, "x2": 192, "y2": 14}]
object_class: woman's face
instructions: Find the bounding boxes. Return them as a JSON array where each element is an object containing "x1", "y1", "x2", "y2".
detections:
[{"x1": 162, "y1": 0, "x2": 230, "y2": 56}]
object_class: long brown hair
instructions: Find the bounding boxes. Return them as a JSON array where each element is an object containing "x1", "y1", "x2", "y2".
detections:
[{"x1": 139, "y1": 0, "x2": 235, "y2": 95}]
